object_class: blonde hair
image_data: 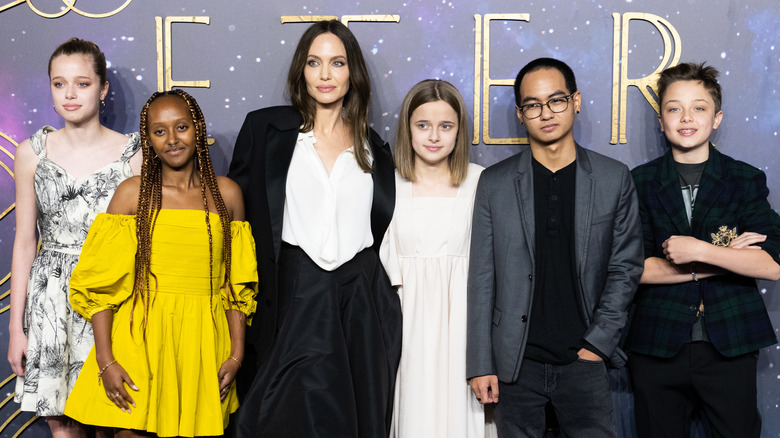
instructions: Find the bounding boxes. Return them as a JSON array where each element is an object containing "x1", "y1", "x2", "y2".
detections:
[{"x1": 394, "y1": 79, "x2": 470, "y2": 185}]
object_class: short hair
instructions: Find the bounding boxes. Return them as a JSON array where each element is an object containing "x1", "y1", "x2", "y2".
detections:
[
  {"x1": 513, "y1": 57, "x2": 577, "y2": 107},
  {"x1": 657, "y1": 62, "x2": 722, "y2": 113},
  {"x1": 395, "y1": 79, "x2": 470, "y2": 186},
  {"x1": 48, "y1": 37, "x2": 107, "y2": 84},
  {"x1": 286, "y1": 20, "x2": 373, "y2": 173}
]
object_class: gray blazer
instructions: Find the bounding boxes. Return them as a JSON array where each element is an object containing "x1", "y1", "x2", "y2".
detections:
[{"x1": 466, "y1": 144, "x2": 643, "y2": 382}]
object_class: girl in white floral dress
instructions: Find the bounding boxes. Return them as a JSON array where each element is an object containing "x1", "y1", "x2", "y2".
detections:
[{"x1": 7, "y1": 38, "x2": 141, "y2": 438}]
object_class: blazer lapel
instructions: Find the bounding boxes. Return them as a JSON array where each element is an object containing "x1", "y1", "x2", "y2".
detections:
[
  {"x1": 574, "y1": 146, "x2": 594, "y2": 274},
  {"x1": 514, "y1": 149, "x2": 536, "y2": 263},
  {"x1": 266, "y1": 118, "x2": 302, "y2": 262},
  {"x1": 369, "y1": 130, "x2": 395, "y2": 253},
  {"x1": 690, "y1": 145, "x2": 727, "y2": 238},
  {"x1": 654, "y1": 151, "x2": 691, "y2": 235}
]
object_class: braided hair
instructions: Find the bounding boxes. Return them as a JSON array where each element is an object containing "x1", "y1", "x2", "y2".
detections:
[{"x1": 134, "y1": 89, "x2": 237, "y2": 333}]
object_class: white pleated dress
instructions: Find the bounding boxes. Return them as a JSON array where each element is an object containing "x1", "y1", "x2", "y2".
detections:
[{"x1": 381, "y1": 163, "x2": 496, "y2": 438}]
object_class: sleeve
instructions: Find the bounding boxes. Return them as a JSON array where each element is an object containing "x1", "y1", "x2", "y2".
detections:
[
  {"x1": 631, "y1": 170, "x2": 658, "y2": 260},
  {"x1": 738, "y1": 169, "x2": 780, "y2": 265},
  {"x1": 69, "y1": 213, "x2": 138, "y2": 321},
  {"x1": 466, "y1": 172, "x2": 497, "y2": 379},
  {"x1": 379, "y1": 223, "x2": 402, "y2": 287},
  {"x1": 222, "y1": 221, "x2": 259, "y2": 323},
  {"x1": 582, "y1": 165, "x2": 644, "y2": 363}
]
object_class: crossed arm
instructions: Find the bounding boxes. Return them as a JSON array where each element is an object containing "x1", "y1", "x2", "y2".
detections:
[{"x1": 641, "y1": 232, "x2": 780, "y2": 284}]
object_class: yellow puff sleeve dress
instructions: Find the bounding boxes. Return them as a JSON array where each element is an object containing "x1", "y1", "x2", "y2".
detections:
[{"x1": 64, "y1": 210, "x2": 258, "y2": 437}]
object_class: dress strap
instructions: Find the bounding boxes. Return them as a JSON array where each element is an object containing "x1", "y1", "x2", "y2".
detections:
[
  {"x1": 29, "y1": 125, "x2": 56, "y2": 158},
  {"x1": 120, "y1": 132, "x2": 141, "y2": 162}
]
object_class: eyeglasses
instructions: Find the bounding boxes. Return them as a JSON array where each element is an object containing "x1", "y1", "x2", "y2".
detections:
[{"x1": 516, "y1": 94, "x2": 576, "y2": 119}]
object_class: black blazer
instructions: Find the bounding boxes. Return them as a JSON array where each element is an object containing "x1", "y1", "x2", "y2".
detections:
[{"x1": 228, "y1": 106, "x2": 395, "y2": 380}]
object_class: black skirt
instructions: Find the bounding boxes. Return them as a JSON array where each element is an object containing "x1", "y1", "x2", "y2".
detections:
[{"x1": 232, "y1": 243, "x2": 402, "y2": 437}]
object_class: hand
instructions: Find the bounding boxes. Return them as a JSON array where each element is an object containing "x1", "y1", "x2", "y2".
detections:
[
  {"x1": 101, "y1": 361, "x2": 138, "y2": 413},
  {"x1": 218, "y1": 357, "x2": 241, "y2": 401},
  {"x1": 729, "y1": 232, "x2": 766, "y2": 249},
  {"x1": 662, "y1": 236, "x2": 707, "y2": 265},
  {"x1": 469, "y1": 375, "x2": 499, "y2": 404},
  {"x1": 577, "y1": 348, "x2": 603, "y2": 362},
  {"x1": 7, "y1": 330, "x2": 27, "y2": 376}
]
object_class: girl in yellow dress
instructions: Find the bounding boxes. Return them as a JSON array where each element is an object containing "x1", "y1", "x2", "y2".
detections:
[{"x1": 64, "y1": 89, "x2": 258, "y2": 437}]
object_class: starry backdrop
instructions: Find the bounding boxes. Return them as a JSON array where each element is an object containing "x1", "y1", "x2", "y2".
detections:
[{"x1": 0, "y1": 0, "x2": 778, "y2": 436}]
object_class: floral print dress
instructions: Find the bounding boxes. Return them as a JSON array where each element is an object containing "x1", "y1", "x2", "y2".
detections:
[{"x1": 14, "y1": 126, "x2": 139, "y2": 416}]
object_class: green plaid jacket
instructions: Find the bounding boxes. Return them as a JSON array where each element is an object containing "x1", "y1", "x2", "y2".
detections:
[{"x1": 626, "y1": 144, "x2": 779, "y2": 358}]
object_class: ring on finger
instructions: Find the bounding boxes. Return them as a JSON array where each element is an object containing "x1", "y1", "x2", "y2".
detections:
[{"x1": 115, "y1": 392, "x2": 121, "y2": 398}]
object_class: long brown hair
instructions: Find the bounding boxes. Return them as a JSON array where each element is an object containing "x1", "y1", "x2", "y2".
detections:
[
  {"x1": 395, "y1": 79, "x2": 470, "y2": 185},
  {"x1": 134, "y1": 89, "x2": 237, "y2": 332},
  {"x1": 286, "y1": 20, "x2": 373, "y2": 173}
]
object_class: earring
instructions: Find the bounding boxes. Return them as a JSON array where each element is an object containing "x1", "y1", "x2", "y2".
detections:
[{"x1": 100, "y1": 99, "x2": 106, "y2": 115}]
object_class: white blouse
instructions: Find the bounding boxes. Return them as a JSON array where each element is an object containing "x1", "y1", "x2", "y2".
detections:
[{"x1": 281, "y1": 130, "x2": 374, "y2": 271}]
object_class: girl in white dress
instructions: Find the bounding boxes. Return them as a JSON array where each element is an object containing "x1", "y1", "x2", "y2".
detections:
[
  {"x1": 381, "y1": 79, "x2": 495, "y2": 438},
  {"x1": 7, "y1": 38, "x2": 141, "y2": 438}
]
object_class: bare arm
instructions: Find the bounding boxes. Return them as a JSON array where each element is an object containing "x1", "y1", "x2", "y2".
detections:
[
  {"x1": 218, "y1": 309, "x2": 246, "y2": 400},
  {"x1": 8, "y1": 139, "x2": 38, "y2": 376},
  {"x1": 216, "y1": 176, "x2": 245, "y2": 221},
  {"x1": 216, "y1": 176, "x2": 247, "y2": 399},
  {"x1": 661, "y1": 235, "x2": 780, "y2": 281},
  {"x1": 639, "y1": 257, "x2": 720, "y2": 284},
  {"x1": 91, "y1": 309, "x2": 138, "y2": 412},
  {"x1": 106, "y1": 177, "x2": 141, "y2": 215},
  {"x1": 640, "y1": 232, "x2": 771, "y2": 284}
]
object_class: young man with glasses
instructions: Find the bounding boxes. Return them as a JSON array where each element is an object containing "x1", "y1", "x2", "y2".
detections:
[{"x1": 466, "y1": 57, "x2": 644, "y2": 437}]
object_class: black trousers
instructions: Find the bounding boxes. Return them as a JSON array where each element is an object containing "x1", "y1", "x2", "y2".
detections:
[
  {"x1": 495, "y1": 358, "x2": 617, "y2": 438},
  {"x1": 628, "y1": 342, "x2": 760, "y2": 438}
]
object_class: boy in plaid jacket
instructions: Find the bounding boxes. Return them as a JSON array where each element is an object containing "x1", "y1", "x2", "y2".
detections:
[{"x1": 626, "y1": 62, "x2": 780, "y2": 437}]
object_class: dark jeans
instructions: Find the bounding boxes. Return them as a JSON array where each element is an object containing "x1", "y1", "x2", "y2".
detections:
[
  {"x1": 629, "y1": 342, "x2": 760, "y2": 438},
  {"x1": 495, "y1": 358, "x2": 617, "y2": 438}
]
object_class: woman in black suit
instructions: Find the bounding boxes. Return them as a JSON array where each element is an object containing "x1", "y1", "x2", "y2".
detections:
[{"x1": 227, "y1": 20, "x2": 400, "y2": 437}]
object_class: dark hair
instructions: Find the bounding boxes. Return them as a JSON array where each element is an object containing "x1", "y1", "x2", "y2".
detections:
[
  {"x1": 135, "y1": 89, "x2": 237, "y2": 332},
  {"x1": 48, "y1": 37, "x2": 107, "y2": 84},
  {"x1": 395, "y1": 79, "x2": 470, "y2": 185},
  {"x1": 286, "y1": 20, "x2": 372, "y2": 173},
  {"x1": 513, "y1": 57, "x2": 577, "y2": 107},
  {"x1": 657, "y1": 62, "x2": 722, "y2": 113}
]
